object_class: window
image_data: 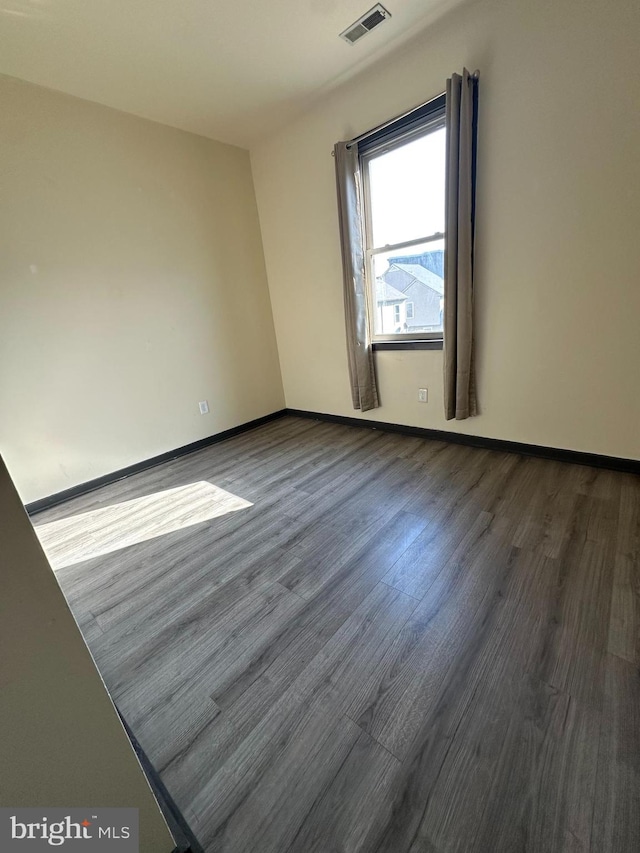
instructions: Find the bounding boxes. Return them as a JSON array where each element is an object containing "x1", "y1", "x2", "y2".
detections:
[{"x1": 359, "y1": 95, "x2": 446, "y2": 345}]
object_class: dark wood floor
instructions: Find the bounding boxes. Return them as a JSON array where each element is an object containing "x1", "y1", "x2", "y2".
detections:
[{"x1": 33, "y1": 416, "x2": 640, "y2": 853}]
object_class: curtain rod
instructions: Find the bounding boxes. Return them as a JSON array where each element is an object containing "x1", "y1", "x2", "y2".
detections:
[{"x1": 335, "y1": 71, "x2": 479, "y2": 154}]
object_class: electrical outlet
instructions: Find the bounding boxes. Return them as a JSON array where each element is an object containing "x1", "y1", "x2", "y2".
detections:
[
  {"x1": 418, "y1": 388, "x2": 428, "y2": 403},
  {"x1": 198, "y1": 400, "x2": 209, "y2": 415}
]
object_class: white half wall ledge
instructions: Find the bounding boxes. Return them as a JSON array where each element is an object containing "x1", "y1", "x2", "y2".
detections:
[{"x1": 0, "y1": 454, "x2": 175, "y2": 853}]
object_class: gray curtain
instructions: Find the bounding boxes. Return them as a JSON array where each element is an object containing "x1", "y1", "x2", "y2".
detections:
[
  {"x1": 334, "y1": 141, "x2": 380, "y2": 412},
  {"x1": 444, "y1": 69, "x2": 479, "y2": 420}
]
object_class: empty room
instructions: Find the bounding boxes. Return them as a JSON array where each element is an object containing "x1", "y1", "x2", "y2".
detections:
[{"x1": 1, "y1": 0, "x2": 639, "y2": 851}]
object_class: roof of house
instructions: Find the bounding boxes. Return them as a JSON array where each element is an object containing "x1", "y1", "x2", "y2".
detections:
[
  {"x1": 387, "y1": 263, "x2": 444, "y2": 296},
  {"x1": 375, "y1": 278, "x2": 408, "y2": 304}
]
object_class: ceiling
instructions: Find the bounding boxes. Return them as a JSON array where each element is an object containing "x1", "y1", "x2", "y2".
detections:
[{"x1": 0, "y1": 0, "x2": 458, "y2": 148}]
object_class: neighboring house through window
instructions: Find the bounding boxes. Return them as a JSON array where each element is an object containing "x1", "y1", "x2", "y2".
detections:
[
  {"x1": 375, "y1": 278, "x2": 407, "y2": 333},
  {"x1": 384, "y1": 263, "x2": 443, "y2": 332},
  {"x1": 359, "y1": 94, "x2": 446, "y2": 345}
]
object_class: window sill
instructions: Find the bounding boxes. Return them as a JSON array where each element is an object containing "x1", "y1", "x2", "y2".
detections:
[{"x1": 373, "y1": 339, "x2": 443, "y2": 351}]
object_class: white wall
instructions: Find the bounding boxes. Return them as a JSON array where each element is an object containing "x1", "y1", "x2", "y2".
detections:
[
  {"x1": 0, "y1": 456, "x2": 174, "y2": 852},
  {"x1": 0, "y1": 74, "x2": 284, "y2": 504},
  {"x1": 251, "y1": 0, "x2": 640, "y2": 460}
]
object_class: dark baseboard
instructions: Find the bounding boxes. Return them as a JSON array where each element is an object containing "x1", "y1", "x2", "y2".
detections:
[
  {"x1": 26, "y1": 409, "x2": 288, "y2": 515},
  {"x1": 25, "y1": 405, "x2": 639, "y2": 516},
  {"x1": 285, "y1": 408, "x2": 640, "y2": 475},
  {"x1": 116, "y1": 709, "x2": 203, "y2": 853}
]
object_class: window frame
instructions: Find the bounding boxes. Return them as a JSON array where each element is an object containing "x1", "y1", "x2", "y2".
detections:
[{"x1": 359, "y1": 94, "x2": 446, "y2": 348}]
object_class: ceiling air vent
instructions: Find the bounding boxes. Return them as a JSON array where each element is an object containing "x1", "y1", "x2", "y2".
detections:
[{"x1": 340, "y1": 4, "x2": 392, "y2": 45}]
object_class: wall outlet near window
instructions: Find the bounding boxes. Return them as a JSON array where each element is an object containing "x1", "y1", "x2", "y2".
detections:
[
  {"x1": 198, "y1": 400, "x2": 209, "y2": 415},
  {"x1": 418, "y1": 388, "x2": 428, "y2": 403}
]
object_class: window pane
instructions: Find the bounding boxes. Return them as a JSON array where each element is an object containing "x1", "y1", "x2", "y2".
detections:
[
  {"x1": 368, "y1": 127, "x2": 446, "y2": 248},
  {"x1": 371, "y1": 239, "x2": 444, "y2": 336}
]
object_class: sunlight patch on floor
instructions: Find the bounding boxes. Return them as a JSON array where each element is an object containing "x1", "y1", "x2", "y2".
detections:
[{"x1": 34, "y1": 481, "x2": 252, "y2": 570}]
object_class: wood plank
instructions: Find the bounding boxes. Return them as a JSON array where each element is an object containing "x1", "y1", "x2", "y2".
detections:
[
  {"x1": 531, "y1": 539, "x2": 613, "y2": 710},
  {"x1": 608, "y1": 478, "x2": 640, "y2": 663},
  {"x1": 608, "y1": 553, "x2": 639, "y2": 663},
  {"x1": 286, "y1": 729, "x2": 401, "y2": 853},
  {"x1": 591, "y1": 653, "x2": 640, "y2": 852},
  {"x1": 188, "y1": 693, "x2": 361, "y2": 853}
]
